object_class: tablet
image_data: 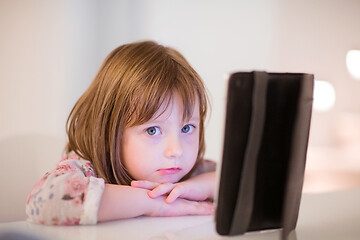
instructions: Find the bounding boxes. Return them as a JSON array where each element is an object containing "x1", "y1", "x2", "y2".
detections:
[{"x1": 215, "y1": 71, "x2": 314, "y2": 239}]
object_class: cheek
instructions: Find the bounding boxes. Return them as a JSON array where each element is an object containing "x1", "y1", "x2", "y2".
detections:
[
  {"x1": 187, "y1": 137, "x2": 199, "y2": 154},
  {"x1": 184, "y1": 134, "x2": 200, "y2": 163},
  {"x1": 122, "y1": 138, "x2": 158, "y2": 179}
]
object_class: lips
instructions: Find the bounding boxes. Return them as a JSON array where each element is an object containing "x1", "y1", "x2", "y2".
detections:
[{"x1": 157, "y1": 167, "x2": 182, "y2": 175}]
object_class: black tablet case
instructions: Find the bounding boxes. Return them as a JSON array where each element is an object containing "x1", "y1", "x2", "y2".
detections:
[{"x1": 215, "y1": 71, "x2": 314, "y2": 240}]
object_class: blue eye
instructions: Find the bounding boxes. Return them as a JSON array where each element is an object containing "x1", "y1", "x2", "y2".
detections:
[
  {"x1": 181, "y1": 124, "x2": 194, "y2": 133},
  {"x1": 146, "y1": 126, "x2": 160, "y2": 136}
]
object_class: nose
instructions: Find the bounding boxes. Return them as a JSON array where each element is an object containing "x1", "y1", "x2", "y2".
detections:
[{"x1": 164, "y1": 134, "x2": 183, "y2": 159}]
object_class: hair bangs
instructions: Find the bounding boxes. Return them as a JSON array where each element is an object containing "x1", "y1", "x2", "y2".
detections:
[
  {"x1": 125, "y1": 56, "x2": 200, "y2": 127},
  {"x1": 125, "y1": 55, "x2": 175, "y2": 127},
  {"x1": 175, "y1": 71, "x2": 197, "y2": 123}
]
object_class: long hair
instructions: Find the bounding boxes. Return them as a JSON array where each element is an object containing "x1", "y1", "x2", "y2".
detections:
[{"x1": 66, "y1": 41, "x2": 208, "y2": 185}]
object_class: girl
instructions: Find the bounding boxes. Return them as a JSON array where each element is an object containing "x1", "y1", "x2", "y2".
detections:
[{"x1": 26, "y1": 41, "x2": 216, "y2": 225}]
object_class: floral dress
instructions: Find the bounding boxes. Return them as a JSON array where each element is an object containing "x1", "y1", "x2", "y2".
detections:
[{"x1": 26, "y1": 152, "x2": 104, "y2": 225}]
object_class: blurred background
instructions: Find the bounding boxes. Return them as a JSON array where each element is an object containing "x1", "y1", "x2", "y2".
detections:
[{"x1": 1, "y1": 0, "x2": 360, "y2": 222}]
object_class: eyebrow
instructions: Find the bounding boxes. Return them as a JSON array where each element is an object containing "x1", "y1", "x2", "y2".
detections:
[
  {"x1": 188, "y1": 116, "x2": 200, "y2": 122},
  {"x1": 144, "y1": 116, "x2": 200, "y2": 126}
]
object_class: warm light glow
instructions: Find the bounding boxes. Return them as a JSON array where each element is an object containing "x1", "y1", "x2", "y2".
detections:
[
  {"x1": 346, "y1": 50, "x2": 360, "y2": 80},
  {"x1": 313, "y1": 80, "x2": 336, "y2": 112}
]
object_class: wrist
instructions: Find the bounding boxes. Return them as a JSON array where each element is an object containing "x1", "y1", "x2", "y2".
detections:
[{"x1": 144, "y1": 195, "x2": 166, "y2": 217}]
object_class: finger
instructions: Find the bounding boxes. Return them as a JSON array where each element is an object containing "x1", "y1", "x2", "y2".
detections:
[
  {"x1": 148, "y1": 183, "x2": 175, "y2": 198},
  {"x1": 165, "y1": 185, "x2": 183, "y2": 203},
  {"x1": 131, "y1": 180, "x2": 159, "y2": 190}
]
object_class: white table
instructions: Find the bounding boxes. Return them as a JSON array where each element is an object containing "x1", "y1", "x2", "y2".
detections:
[{"x1": 1, "y1": 188, "x2": 359, "y2": 240}]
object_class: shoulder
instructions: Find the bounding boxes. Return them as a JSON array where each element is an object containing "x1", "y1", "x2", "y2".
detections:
[{"x1": 59, "y1": 151, "x2": 97, "y2": 178}]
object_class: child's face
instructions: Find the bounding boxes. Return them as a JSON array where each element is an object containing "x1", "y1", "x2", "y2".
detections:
[{"x1": 122, "y1": 92, "x2": 200, "y2": 184}]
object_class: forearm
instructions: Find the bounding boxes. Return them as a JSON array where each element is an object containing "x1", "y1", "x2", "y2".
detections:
[{"x1": 97, "y1": 184, "x2": 154, "y2": 222}]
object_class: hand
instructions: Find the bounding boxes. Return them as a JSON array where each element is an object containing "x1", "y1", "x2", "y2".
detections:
[
  {"x1": 145, "y1": 196, "x2": 215, "y2": 217},
  {"x1": 131, "y1": 180, "x2": 206, "y2": 203},
  {"x1": 131, "y1": 172, "x2": 215, "y2": 203}
]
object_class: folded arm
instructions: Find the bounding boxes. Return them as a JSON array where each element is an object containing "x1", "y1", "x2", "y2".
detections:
[
  {"x1": 26, "y1": 155, "x2": 214, "y2": 225},
  {"x1": 97, "y1": 183, "x2": 214, "y2": 222},
  {"x1": 131, "y1": 171, "x2": 216, "y2": 204},
  {"x1": 99, "y1": 160, "x2": 217, "y2": 221}
]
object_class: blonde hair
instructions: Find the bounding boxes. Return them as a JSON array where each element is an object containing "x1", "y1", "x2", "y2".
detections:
[{"x1": 66, "y1": 41, "x2": 208, "y2": 185}]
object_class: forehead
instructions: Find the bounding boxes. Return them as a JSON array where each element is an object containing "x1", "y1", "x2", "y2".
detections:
[{"x1": 150, "y1": 91, "x2": 200, "y2": 122}]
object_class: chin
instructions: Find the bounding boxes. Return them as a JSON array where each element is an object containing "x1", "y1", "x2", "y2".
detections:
[{"x1": 158, "y1": 175, "x2": 183, "y2": 184}]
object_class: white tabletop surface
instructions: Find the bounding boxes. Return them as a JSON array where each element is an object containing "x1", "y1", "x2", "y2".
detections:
[{"x1": 1, "y1": 188, "x2": 359, "y2": 240}]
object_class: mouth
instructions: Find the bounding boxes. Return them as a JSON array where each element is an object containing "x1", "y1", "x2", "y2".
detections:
[{"x1": 157, "y1": 167, "x2": 182, "y2": 175}]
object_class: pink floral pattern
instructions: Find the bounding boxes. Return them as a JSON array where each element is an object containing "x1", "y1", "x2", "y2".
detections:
[
  {"x1": 62, "y1": 175, "x2": 88, "y2": 205},
  {"x1": 26, "y1": 152, "x2": 104, "y2": 225},
  {"x1": 62, "y1": 217, "x2": 81, "y2": 225},
  {"x1": 55, "y1": 163, "x2": 76, "y2": 174}
]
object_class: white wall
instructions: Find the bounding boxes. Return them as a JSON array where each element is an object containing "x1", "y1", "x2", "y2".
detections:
[
  {"x1": 0, "y1": 0, "x2": 99, "y2": 222},
  {"x1": 0, "y1": 0, "x2": 98, "y2": 140},
  {"x1": 1, "y1": 0, "x2": 360, "y2": 222}
]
